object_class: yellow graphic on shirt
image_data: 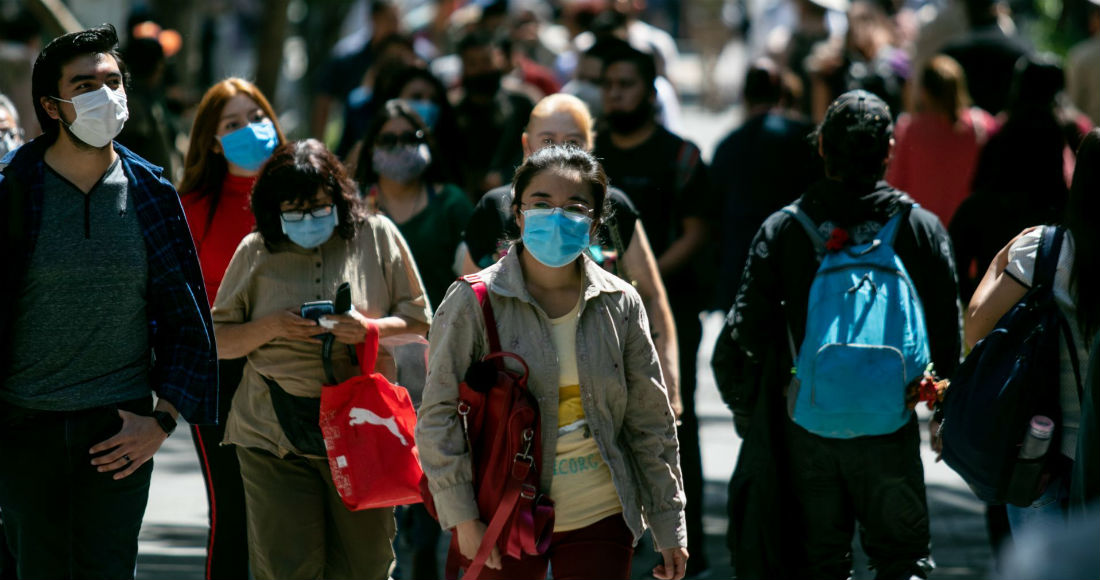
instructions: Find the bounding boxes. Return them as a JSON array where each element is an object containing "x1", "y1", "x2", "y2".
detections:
[{"x1": 559, "y1": 384, "x2": 585, "y2": 430}]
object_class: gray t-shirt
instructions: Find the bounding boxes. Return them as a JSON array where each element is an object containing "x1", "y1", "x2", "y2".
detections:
[{"x1": 2, "y1": 159, "x2": 151, "y2": 411}]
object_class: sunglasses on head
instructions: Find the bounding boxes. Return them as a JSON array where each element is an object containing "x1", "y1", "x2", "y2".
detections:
[{"x1": 375, "y1": 130, "x2": 425, "y2": 150}]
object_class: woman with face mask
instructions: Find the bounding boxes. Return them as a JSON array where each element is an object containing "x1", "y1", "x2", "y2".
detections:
[
  {"x1": 416, "y1": 145, "x2": 689, "y2": 580},
  {"x1": 355, "y1": 99, "x2": 474, "y2": 313},
  {"x1": 176, "y1": 77, "x2": 286, "y2": 580},
  {"x1": 361, "y1": 65, "x2": 465, "y2": 186},
  {"x1": 212, "y1": 139, "x2": 430, "y2": 580}
]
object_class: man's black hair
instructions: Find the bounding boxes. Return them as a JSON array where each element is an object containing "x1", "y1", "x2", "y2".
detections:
[
  {"x1": 31, "y1": 24, "x2": 129, "y2": 135},
  {"x1": 743, "y1": 59, "x2": 782, "y2": 107},
  {"x1": 370, "y1": 0, "x2": 397, "y2": 18},
  {"x1": 601, "y1": 43, "x2": 657, "y2": 94},
  {"x1": 457, "y1": 30, "x2": 495, "y2": 55}
]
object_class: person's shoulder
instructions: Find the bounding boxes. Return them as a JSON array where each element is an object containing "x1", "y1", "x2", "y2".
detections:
[
  {"x1": 607, "y1": 186, "x2": 637, "y2": 214},
  {"x1": 476, "y1": 185, "x2": 512, "y2": 208},
  {"x1": 115, "y1": 141, "x2": 171, "y2": 184}
]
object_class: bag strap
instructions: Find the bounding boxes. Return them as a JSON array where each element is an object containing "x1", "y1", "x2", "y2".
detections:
[
  {"x1": 874, "y1": 204, "x2": 915, "y2": 248},
  {"x1": 462, "y1": 475, "x2": 528, "y2": 579},
  {"x1": 1034, "y1": 225, "x2": 1064, "y2": 291},
  {"x1": 781, "y1": 202, "x2": 827, "y2": 258},
  {"x1": 1037, "y1": 226, "x2": 1084, "y2": 401},
  {"x1": 463, "y1": 274, "x2": 502, "y2": 354}
]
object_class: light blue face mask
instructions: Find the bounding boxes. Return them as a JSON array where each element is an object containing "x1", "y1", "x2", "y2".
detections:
[
  {"x1": 403, "y1": 99, "x2": 440, "y2": 131},
  {"x1": 281, "y1": 211, "x2": 338, "y2": 249},
  {"x1": 521, "y1": 208, "x2": 593, "y2": 268},
  {"x1": 219, "y1": 120, "x2": 278, "y2": 171}
]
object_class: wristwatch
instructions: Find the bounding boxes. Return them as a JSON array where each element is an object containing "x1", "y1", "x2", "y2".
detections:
[{"x1": 152, "y1": 410, "x2": 177, "y2": 435}]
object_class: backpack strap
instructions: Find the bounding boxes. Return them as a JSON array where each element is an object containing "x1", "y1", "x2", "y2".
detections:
[
  {"x1": 781, "y1": 202, "x2": 827, "y2": 259},
  {"x1": 1035, "y1": 226, "x2": 1084, "y2": 401},
  {"x1": 463, "y1": 274, "x2": 502, "y2": 354},
  {"x1": 874, "y1": 203, "x2": 915, "y2": 247}
]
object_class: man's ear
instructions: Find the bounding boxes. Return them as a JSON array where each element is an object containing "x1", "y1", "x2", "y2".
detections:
[
  {"x1": 521, "y1": 132, "x2": 531, "y2": 157},
  {"x1": 39, "y1": 96, "x2": 61, "y2": 121}
]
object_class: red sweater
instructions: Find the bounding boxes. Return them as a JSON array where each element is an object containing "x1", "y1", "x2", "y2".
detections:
[
  {"x1": 182, "y1": 173, "x2": 257, "y2": 307},
  {"x1": 886, "y1": 108, "x2": 998, "y2": 227}
]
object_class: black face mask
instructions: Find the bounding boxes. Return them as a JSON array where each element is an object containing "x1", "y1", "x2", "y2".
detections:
[
  {"x1": 604, "y1": 101, "x2": 654, "y2": 134},
  {"x1": 462, "y1": 71, "x2": 502, "y2": 98}
]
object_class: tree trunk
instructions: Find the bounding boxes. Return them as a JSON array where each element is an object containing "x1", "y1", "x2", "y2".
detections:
[{"x1": 255, "y1": 0, "x2": 292, "y2": 102}]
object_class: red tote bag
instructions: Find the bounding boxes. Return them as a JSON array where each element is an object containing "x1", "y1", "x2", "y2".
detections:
[{"x1": 320, "y1": 324, "x2": 425, "y2": 511}]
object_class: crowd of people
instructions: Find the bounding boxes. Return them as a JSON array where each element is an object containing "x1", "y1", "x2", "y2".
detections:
[{"x1": 0, "y1": 0, "x2": 1097, "y2": 579}]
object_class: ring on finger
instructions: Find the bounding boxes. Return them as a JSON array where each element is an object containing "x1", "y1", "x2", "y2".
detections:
[{"x1": 122, "y1": 454, "x2": 131, "y2": 463}]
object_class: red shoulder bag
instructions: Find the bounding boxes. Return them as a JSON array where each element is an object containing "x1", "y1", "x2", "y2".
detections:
[{"x1": 420, "y1": 274, "x2": 555, "y2": 579}]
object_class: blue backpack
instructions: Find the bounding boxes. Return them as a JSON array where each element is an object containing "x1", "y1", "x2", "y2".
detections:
[{"x1": 783, "y1": 202, "x2": 931, "y2": 438}]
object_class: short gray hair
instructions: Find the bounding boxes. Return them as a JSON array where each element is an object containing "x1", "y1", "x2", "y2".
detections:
[{"x1": 0, "y1": 93, "x2": 19, "y2": 125}]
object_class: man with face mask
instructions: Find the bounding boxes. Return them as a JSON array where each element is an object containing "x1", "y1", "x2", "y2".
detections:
[
  {"x1": 592, "y1": 43, "x2": 715, "y2": 578},
  {"x1": 0, "y1": 93, "x2": 24, "y2": 160},
  {"x1": 0, "y1": 25, "x2": 217, "y2": 579},
  {"x1": 452, "y1": 30, "x2": 534, "y2": 199}
]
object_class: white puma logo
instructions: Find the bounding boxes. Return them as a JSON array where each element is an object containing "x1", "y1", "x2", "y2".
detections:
[{"x1": 348, "y1": 408, "x2": 409, "y2": 446}]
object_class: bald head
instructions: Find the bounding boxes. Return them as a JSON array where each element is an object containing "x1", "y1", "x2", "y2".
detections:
[{"x1": 523, "y1": 93, "x2": 594, "y2": 156}]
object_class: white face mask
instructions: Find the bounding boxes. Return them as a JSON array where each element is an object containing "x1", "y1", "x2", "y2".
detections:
[{"x1": 53, "y1": 86, "x2": 129, "y2": 148}]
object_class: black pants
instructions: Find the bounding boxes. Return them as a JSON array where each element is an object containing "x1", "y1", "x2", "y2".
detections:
[
  {"x1": 0, "y1": 397, "x2": 154, "y2": 580},
  {"x1": 786, "y1": 416, "x2": 933, "y2": 580},
  {"x1": 672, "y1": 304, "x2": 708, "y2": 573},
  {"x1": 191, "y1": 357, "x2": 250, "y2": 580}
]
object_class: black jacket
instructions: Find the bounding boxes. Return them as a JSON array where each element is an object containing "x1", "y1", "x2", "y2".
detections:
[{"x1": 712, "y1": 179, "x2": 963, "y2": 578}]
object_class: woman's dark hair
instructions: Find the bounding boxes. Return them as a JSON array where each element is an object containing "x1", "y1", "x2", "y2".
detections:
[
  {"x1": 355, "y1": 99, "x2": 444, "y2": 187},
  {"x1": 1066, "y1": 128, "x2": 1100, "y2": 343},
  {"x1": 509, "y1": 145, "x2": 610, "y2": 226},
  {"x1": 32, "y1": 24, "x2": 130, "y2": 135},
  {"x1": 252, "y1": 140, "x2": 365, "y2": 250}
]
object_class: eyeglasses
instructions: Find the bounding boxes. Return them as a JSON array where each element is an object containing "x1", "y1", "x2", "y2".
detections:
[
  {"x1": 280, "y1": 204, "x2": 335, "y2": 222},
  {"x1": 375, "y1": 130, "x2": 424, "y2": 150},
  {"x1": 522, "y1": 201, "x2": 593, "y2": 218}
]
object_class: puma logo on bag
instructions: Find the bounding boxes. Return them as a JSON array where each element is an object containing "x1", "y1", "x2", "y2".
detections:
[{"x1": 349, "y1": 407, "x2": 408, "y2": 446}]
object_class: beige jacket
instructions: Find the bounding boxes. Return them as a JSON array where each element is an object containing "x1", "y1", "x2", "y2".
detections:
[{"x1": 415, "y1": 246, "x2": 686, "y2": 550}]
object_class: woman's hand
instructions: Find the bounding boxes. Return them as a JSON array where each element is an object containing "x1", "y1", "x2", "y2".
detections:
[
  {"x1": 454, "y1": 519, "x2": 502, "y2": 570},
  {"x1": 653, "y1": 546, "x2": 689, "y2": 580},
  {"x1": 262, "y1": 309, "x2": 323, "y2": 343},
  {"x1": 326, "y1": 310, "x2": 374, "y2": 345}
]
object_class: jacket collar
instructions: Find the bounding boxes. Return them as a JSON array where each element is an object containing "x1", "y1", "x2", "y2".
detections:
[
  {"x1": 1, "y1": 132, "x2": 164, "y2": 181},
  {"x1": 484, "y1": 243, "x2": 624, "y2": 305}
]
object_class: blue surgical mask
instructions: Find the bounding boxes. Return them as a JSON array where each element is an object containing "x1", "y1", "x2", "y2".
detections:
[
  {"x1": 521, "y1": 208, "x2": 593, "y2": 268},
  {"x1": 219, "y1": 120, "x2": 278, "y2": 171},
  {"x1": 404, "y1": 99, "x2": 440, "y2": 130},
  {"x1": 281, "y1": 211, "x2": 338, "y2": 249}
]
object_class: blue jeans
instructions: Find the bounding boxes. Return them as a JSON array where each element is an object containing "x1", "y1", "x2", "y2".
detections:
[{"x1": 1006, "y1": 472, "x2": 1071, "y2": 538}]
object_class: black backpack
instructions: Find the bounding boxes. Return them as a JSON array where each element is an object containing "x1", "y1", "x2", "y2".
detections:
[{"x1": 941, "y1": 226, "x2": 1082, "y2": 505}]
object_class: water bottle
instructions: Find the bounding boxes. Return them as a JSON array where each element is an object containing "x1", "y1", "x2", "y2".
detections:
[{"x1": 1004, "y1": 416, "x2": 1055, "y2": 506}]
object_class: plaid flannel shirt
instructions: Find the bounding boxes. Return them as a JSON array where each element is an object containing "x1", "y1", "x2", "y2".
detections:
[{"x1": 0, "y1": 133, "x2": 218, "y2": 424}]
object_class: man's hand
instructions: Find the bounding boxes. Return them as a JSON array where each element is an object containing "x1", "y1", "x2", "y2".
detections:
[
  {"x1": 929, "y1": 417, "x2": 943, "y2": 462},
  {"x1": 653, "y1": 546, "x2": 689, "y2": 580},
  {"x1": 454, "y1": 519, "x2": 501, "y2": 570},
  {"x1": 89, "y1": 410, "x2": 170, "y2": 480}
]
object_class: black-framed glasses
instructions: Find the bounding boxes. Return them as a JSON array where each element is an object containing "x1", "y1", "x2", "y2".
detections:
[
  {"x1": 281, "y1": 204, "x2": 335, "y2": 222},
  {"x1": 375, "y1": 130, "x2": 425, "y2": 150},
  {"x1": 522, "y1": 201, "x2": 593, "y2": 218}
]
